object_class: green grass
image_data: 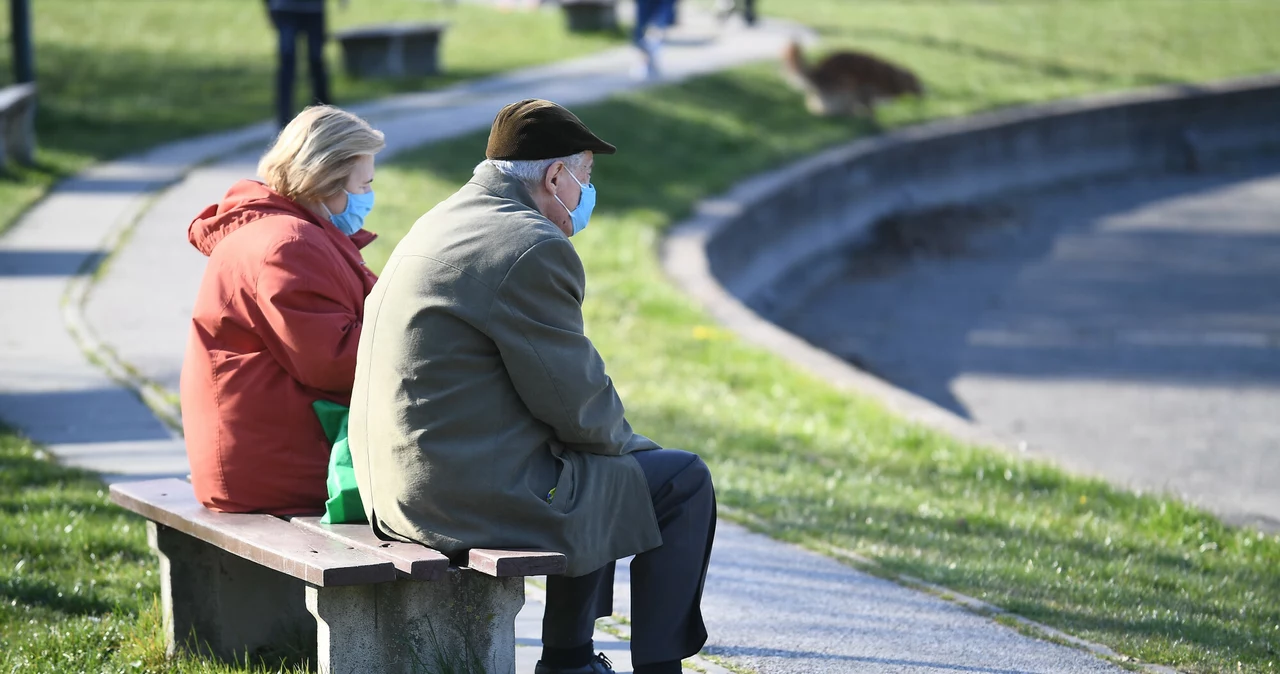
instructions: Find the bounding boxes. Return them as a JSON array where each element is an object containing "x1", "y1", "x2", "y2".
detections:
[
  {"x1": 0, "y1": 429, "x2": 315, "y2": 673},
  {"x1": 356, "y1": 2, "x2": 1280, "y2": 670},
  {"x1": 0, "y1": 0, "x2": 623, "y2": 233},
  {"x1": 5, "y1": 0, "x2": 1280, "y2": 672}
]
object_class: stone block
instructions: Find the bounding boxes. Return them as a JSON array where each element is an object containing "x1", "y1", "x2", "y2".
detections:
[
  {"x1": 0, "y1": 83, "x2": 36, "y2": 169},
  {"x1": 307, "y1": 568, "x2": 526, "y2": 674},
  {"x1": 562, "y1": 0, "x2": 618, "y2": 33},
  {"x1": 336, "y1": 23, "x2": 448, "y2": 79},
  {"x1": 148, "y1": 522, "x2": 314, "y2": 663}
]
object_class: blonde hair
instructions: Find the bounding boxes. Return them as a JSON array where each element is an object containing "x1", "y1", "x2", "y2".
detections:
[{"x1": 258, "y1": 106, "x2": 386, "y2": 203}]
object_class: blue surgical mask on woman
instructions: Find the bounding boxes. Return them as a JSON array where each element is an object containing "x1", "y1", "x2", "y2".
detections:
[
  {"x1": 553, "y1": 167, "x2": 596, "y2": 236},
  {"x1": 325, "y1": 190, "x2": 375, "y2": 235}
]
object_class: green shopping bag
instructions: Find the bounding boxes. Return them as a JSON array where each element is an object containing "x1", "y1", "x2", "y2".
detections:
[{"x1": 312, "y1": 400, "x2": 367, "y2": 524}]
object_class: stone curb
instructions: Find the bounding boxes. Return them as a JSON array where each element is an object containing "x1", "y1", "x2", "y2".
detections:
[
  {"x1": 659, "y1": 75, "x2": 1280, "y2": 674},
  {"x1": 57, "y1": 129, "x2": 280, "y2": 435},
  {"x1": 62, "y1": 189, "x2": 186, "y2": 433},
  {"x1": 661, "y1": 72, "x2": 1280, "y2": 458}
]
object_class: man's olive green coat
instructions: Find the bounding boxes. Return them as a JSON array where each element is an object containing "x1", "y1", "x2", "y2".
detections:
[{"x1": 349, "y1": 164, "x2": 661, "y2": 576}]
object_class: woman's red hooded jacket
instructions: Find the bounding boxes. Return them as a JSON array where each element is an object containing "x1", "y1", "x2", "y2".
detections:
[{"x1": 181, "y1": 179, "x2": 377, "y2": 514}]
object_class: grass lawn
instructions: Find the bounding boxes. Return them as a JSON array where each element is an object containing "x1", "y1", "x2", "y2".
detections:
[
  {"x1": 0, "y1": 429, "x2": 316, "y2": 673},
  {"x1": 4, "y1": 0, "x2": 1280, "y2": 672},
  {"x1": 360, "y1": 1, "x2": 1280, "y2": 671},
  {"x1": 0, "y1": 0, "x2": 622, "y2": 234}
]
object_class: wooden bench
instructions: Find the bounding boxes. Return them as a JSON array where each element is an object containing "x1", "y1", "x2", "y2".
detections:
[
  {"x1": 0, "y1": 83, "x2": 36, "y2": 170},
  {"x1": 561, "y1": 0, "x2": 618, "y2": 33},
  {"x1": 110, "y1": 478, "x2": 566, "y2": 674},
  {"x1": 335, "y1": 22, "x2": 449, "y2": 79}
]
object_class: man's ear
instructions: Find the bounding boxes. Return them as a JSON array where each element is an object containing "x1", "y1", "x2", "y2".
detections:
[{"x1": 543, "y1": 161, "x2": 565, "y2": 194}]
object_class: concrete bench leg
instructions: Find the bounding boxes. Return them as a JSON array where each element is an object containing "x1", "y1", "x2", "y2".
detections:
[
  {"x1": 148, "y1": 522, "x2": 313, "y2": 663},
  {"x1": 307, "y1": 569, "x2": 525, "y2": 674}
]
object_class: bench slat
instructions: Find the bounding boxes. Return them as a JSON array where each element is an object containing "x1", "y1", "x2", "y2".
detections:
[
  {"x1": 468, "y1": 549, "x2": 568, "y2": 578},
  {"x1": 109, "y1": 479, "x2": 396, "y2": 587},
  {"x1": 292, "y1": 517, "x2": 450, "y2": 581}
]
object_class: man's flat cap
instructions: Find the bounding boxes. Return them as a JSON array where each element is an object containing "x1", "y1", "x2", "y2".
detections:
[{"x1": 485, "y1": 99, "x2": 616, "y2": 161}]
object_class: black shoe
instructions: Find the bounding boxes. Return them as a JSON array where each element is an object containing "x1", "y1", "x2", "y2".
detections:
[{"x1": 535, "y1": 652, "x2": 615, "y2": 674}]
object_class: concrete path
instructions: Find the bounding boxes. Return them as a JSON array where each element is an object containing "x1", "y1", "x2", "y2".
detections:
[
  {"x1": 0, "y1": 5, "x2": 1124, "y2": 673},
  {"x1": 786, "y1": 158, "x2": 1280, "y2": 532},
  {"x1": 515, "y1": 521, "x2": 1126, "y2": 673}
]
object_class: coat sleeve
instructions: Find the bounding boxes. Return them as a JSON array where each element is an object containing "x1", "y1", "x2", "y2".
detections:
[
  {"x1": 255, "y1": 235, "x2": 363, "y2": 394},
  {"x1": 489, "y1": 238, "x2": 657, "y2": 456}
]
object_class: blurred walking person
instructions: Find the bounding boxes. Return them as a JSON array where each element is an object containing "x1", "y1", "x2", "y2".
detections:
[
  {"x1": 633, "y1": 0, "x2": 679, "y2": 80},
  {"x1": 265, "y1": 0, "x2": 344, "y2": 128},
  {"x1": 715, "y1": 0, "x2": 757, "y2": 26}
]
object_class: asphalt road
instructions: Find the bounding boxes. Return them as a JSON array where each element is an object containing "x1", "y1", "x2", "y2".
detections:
[{"x1": 783, "y1": 158, "x2": 1280, "y2": 530}]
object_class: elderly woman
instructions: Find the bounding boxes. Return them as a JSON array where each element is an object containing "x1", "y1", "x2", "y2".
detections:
[{"x1": 181, "y1": 106, "x2": 385, "y2": 514}]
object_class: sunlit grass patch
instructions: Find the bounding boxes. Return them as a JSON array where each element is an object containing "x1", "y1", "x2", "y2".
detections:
[{"x1": 363, "y1": 4, "x2": 1280, "y2": 664}]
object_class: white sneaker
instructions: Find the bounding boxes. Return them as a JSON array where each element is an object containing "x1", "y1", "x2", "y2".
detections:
[{"x1": 631, "y1": 39, "x2": 661, "y2": 81}]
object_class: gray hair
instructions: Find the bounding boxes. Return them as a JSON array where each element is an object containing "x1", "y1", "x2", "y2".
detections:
[{"x1": 480, "y1": 152, "x2": 588, "y2": 193}]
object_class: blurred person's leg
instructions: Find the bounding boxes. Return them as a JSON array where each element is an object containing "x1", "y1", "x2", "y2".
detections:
[
  {"x1": 299, "y1": 10, "x2": 331, "y2": 106},
  {"x1": 632, "y1": 0, "x2": 662, "y2": 79},
  {"x1": 742, "y1": 0, "x2": 757, "y2": 26},
  {"x1": 656, "y1": 0, "x2": 678, "y2": 29},
  {"x1": 633, "y1": 0, "x2": 660, "y2": 46},
  {"x1": 270, "y1": 10, "x2": 300, "y2": 128}
]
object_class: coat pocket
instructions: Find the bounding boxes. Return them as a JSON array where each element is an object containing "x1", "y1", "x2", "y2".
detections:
[{"x1": 547, "y1": 442, "x2": 576, "y2": 514}]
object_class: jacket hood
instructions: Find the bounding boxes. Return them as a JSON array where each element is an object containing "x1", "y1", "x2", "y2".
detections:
[{"x1": 188, "y1": 179, "x2": 378, "y2": 256}]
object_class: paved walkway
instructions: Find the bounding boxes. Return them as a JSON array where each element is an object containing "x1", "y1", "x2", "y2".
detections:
[
  {"x1": 786, "y1": 158, "x2": 1280, "y2": 532},
  {"x1": 0, "y1": 6, "x2": 1124, "y2": 673}
]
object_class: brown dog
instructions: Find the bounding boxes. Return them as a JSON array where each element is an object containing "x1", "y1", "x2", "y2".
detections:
[{"x1": 783, "y1": 40, "x2": 924, "y2": 117}]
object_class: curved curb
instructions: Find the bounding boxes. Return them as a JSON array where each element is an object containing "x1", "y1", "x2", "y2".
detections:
[
  {"x1": 58, "y1": 127, "x2": 279, "y2": 435},
  {"x1": 663, "y1": 75, "x2": 1280, "y2": 673},
  {"x1": 662, "y1": 72, "x2": 1280, "y2": 458}
]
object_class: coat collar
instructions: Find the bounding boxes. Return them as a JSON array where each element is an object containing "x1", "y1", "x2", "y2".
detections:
[{"x1": 469, "y1": 162, "x2": 541, "y2": 212}]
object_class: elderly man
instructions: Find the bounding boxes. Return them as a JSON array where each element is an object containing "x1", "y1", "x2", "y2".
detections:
[{"x1": 349, "y1": 99, "x2": 716, "y2": 674}]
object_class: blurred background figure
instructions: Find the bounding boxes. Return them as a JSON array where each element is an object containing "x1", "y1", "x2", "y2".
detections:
[
  {"x1": 715, "y1": 0, "x2": 757, "y2": 26},
  {"x1": 633, "y1": 0, "x2": 680, "y2": 80},
  {"x1": 265, "y1": 0, "x2": 345, "y2": 128}
]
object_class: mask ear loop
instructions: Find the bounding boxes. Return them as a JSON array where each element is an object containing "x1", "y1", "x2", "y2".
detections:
[{"x1": 552, "y1": 162, "x2": 582, "y2": 218}]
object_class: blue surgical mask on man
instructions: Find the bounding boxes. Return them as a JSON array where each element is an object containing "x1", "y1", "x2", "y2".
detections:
[
  {"x1": 326, "y1": 190, "x2": 375, "y2": 235},
  {"x1": 553, "y1": 165, "x2": 596, "y2": 236}
]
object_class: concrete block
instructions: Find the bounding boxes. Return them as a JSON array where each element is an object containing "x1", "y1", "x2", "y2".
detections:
[
  {"x1": 0, "y1": 83, "x2": 36, "y2": 168},
  {"x1": 336, "y1": 23, "x2": 447, "y2": 79},
  {"x1": 307, "y1": 568, "x2": 525, "y2": 674},
  {"x1": 148, "y1": 522, "x2": 314, "y2": 663},
  {"x1": 562, "y1": 1, "x2": 618, "y2": 33}
]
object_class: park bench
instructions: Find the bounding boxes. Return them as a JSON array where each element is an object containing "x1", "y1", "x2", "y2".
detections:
[
  {"x1": 0, "y1": 83, "x2": 35, "y2": 170},
  {"x1": 110, "y1": 478, "x2": 567, "y2": 674},
  {"x1": 561, "y1": 0, "x2": 618, "y2": 33},
  {"x1": 335, "y1": 23, "x2": 449, "y2": 79}
]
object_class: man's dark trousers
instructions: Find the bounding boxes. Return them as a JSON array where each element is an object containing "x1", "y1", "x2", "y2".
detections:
[
  {"x1": 542, "y1": 449, "x2": 717, "y2": 666},
  {"x1": 269, "y1": 8, "x2": 331, "y2": 128}
]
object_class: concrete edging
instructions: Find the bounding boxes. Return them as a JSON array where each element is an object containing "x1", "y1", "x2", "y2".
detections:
[
  {"x1": 59, "y1": 124, "x2": 280, "y2": 435},
  {"x1": 661, "y1": 73, "x2": 1280, "y2": 455}
]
